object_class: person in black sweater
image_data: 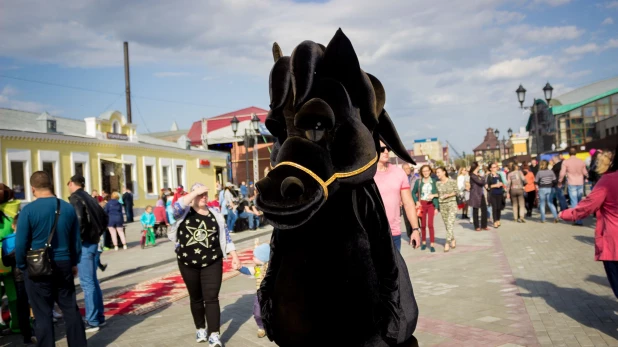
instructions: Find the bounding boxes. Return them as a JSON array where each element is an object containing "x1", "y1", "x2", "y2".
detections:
[
  {"x1": 530, "y1": 159, "x2": 539, "y2": 177},
  {"x1": 551, "y1": 156, "x2": 568, "y2": 211},
  {"x1": 122, "y1": 187, "x2": 134, "y2": 223}
]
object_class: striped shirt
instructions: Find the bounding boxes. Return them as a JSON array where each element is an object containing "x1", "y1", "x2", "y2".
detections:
[{"x1": 535, "y1": 170, "x2": 556, "y2": 188}]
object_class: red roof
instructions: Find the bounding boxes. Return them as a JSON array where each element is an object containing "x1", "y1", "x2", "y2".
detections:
[
  {"x1": 188, "y1": 121, "x2": 202, "y2": 146},
  {"x1": 187, "y1": 106, "x2": 269, "y2": 146}
]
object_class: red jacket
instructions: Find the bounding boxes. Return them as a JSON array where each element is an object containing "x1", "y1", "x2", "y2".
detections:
[
  {"x1": 560, "y1": 171, "x2": 618, "y2": 261},
  {"x1": 154, "y1": 206, "x2": 169, "y2": 224}
]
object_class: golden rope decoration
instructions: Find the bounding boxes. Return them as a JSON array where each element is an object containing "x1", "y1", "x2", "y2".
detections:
[{"x1": 274, "y1": 155, "x2": 378, "y2": 200}]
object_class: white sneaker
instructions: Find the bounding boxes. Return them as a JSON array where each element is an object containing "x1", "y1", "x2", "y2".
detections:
[
  {"x1": 123, "y1": 245, "x2": 127, "y2": 250},
  {"x1": 196, "y1": 329, "x2": 207, "y2": 343},
  {"x1": 52, "y1": 310, "x2": 63, "y2": 319},
  {"x1": 114, "y1": 246, "x2": 119, "y2": 251},
  {"x1": 208, "y1": 332, "x2": 223, "y2": 347}
]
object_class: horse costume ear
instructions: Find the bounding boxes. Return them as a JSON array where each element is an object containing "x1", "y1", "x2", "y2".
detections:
[
  {"x1": 366, "y1": 73, "x2": 385, "y2": 116},
  {"x1": 272, "y1": 42, "x2": 284, "y2": 62},
  {"x1": 290, "y1": 41, "x2": 323, "y2": 109},
  {"x1": 377, "y1": 110, "x2": 416, "y2": 165},
  {"x1": 321, "y1": 29, "x2": 378, "y2": 130}
]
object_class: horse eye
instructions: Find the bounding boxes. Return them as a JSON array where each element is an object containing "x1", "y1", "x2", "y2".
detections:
[{"x1": 305, "y1": 122, "x2": 325, "y2": 142}]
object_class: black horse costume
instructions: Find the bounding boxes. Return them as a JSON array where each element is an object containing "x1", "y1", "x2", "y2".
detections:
[{"x1": 255, "y1": 29, "x2": 419, "y2": 347}]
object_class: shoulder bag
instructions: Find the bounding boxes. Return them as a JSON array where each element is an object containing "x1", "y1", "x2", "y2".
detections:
[
  {"x1": 26, "y1": 198, "x2": 60, "y2": 281},
  {"x1": 415, "y1": 180, "x2": 424, "y2": 218}
]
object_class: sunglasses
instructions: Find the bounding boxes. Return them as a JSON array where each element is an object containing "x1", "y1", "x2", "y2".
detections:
[{"x1": 379, "y1": 146, "x2": 391, "y2": 153}]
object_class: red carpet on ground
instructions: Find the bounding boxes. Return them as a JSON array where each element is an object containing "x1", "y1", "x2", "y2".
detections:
[{"x1": 79, "y1": 248, "x2": 255, "y2": 316}]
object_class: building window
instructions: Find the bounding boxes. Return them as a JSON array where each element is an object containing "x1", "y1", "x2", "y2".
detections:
[
  {"x1": 612, "y1": 127, "x2": 616, "y2": 135},
  {"x1": 607, "y1": 129, "x2": 611, "y2": 137},
  {"x1": 176, "y1": 166, "x2": 184, "y2": 188},
  {"x1": 146, "y1": 165, "x2": 154, "y2": 194},
  {"x1": 74, "y1": 163, "x2": 84, "y2": 177},
  {"x1": 162, "y1": 166, "x2": 170, "y2": 189},
  {"x1": 112, "y1": 121, "x2": 120, "y2": 134},
  {"x1": 10, "y1": 162, "x2": 26, "y2": 200},
  {"x1": 42, "y1": 162, "x2": 55, "y2": 191},
  {"x1": 47, "y1": 120, "x2": 57, "y2": 133},
  {"x1": 124, "y1": 164, "x2": 134, "y2": 192}
]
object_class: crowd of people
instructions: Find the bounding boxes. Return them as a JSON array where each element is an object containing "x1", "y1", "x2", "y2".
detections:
[
  {"x1": 375, "y1": 145, "x2": 616, "y2": 258},
  {"x1": 0, "y1": 143, "x2": 614, "y2": 346},
  {"x1": 0, "y1": 167, "x2": 274, "y2": 346}
]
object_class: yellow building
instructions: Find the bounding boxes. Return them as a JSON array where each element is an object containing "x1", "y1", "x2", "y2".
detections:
[
  {"x1": 0, "y1": 108, "x2": 228, "y2": 209},
  {"x1": 508, "y1": 127, "x2": 530, "y2": 157}
]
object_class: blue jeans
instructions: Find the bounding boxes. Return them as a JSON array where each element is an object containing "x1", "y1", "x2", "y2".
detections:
[
  {"x1": 538, "y1": 188, "x2": 558, "y2": 222},
  {"x1": 392, "y1": 235, "x2": 402, "y2": 252},
  {"x1": 553, "y1": 187, "x2": 568, "y2": 211},
  {"x1": 78, "y1": 242, "x2": 105, "y2": 326},
  {"x1": 226, "y1": 211, "x2": 238, "y2": 232},
  {"x1": 568, "y1": 185, "x2": 584, "y2": 225},
  {"x1": 239, "y1": 212, "x2": 260, "y2": 229}
]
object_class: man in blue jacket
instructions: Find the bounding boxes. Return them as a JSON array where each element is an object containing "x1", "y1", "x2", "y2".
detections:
[{"x1": 15, "y1": 171, "x2": 86, "y2": 347}]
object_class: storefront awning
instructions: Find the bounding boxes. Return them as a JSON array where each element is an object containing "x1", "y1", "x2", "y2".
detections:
[{"x1": 101, "y1": 157, "x2": 131, "y2": 164}]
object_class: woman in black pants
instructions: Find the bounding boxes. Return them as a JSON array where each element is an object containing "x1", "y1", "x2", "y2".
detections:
[
  {"x1": 469, "y1": 162, "x2": 489, "y2": 231},
  {"x1": 486, "y1": 162, "x2": 505, "y2": 228},
  {"x1": 171, "y1": 183, "x2": 240, "y2": 346}
]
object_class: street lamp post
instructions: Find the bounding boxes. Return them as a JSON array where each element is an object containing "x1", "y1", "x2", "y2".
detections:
[
  {"x1": 230, "y1": 114, "x2": 261, "y2": 185},
  {"x1": 515, "y1": 82, "x2": 553, "y2": 157}
]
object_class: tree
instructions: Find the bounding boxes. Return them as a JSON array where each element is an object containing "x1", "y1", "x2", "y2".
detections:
[
  {"x1": 454, "y1": 154, "x2": 476, "y2": 169},
  {"x1": 435, "y1": 160, "x2": 445, "y2": 168}
]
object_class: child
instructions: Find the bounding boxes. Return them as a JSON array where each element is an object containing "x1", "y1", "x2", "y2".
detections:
[
  {"x1": 1, "y1": 214, "x2": 36, "y2": 345},
  {"x1": 153, "y1": 200, "x2": 169, "y2": 238},
  {"x1": 165, "y1": 199, "x2": 176, "y2": 226},
  {"x1": 140, "y1": 206, "x2": 156, "y2": 247},
  {"x1": 238, "y1": 241, "x2": 270, "y2": 338}
]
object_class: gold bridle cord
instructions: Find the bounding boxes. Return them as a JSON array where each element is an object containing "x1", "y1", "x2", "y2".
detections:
[{"x1": 273, "y1": 155, "x2": 378, "y2": 200}]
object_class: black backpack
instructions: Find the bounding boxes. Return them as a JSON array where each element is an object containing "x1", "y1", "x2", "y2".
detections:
[{"x1": 76, "y1": 194, "x2": 108, "y2": 243}]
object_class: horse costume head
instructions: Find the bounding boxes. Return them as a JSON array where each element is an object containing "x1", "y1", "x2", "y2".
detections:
[{"x1": 255, "y1": 29, "x2": 414, "y2": 229}]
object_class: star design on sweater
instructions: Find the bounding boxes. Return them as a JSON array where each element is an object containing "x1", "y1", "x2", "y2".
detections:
[
  {"x1": 194, "y1": 248, "x2": 202, "y2": 254},
  {"x1": 182, "y1": 253, "x2": 188, "y2": 257},
  {"x1": 185, "y1": 220, "x2": 217, "y2": 248}
]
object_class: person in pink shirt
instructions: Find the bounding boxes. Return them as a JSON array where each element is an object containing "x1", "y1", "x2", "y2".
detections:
[
  {"x1": 374, "y1": 142, "x2": 421, "y2": 251},
  {"x1": 559, "y1": 147, "x2": 589, "y2": 226},
  {"x1": 560, "y1": 149, "x2": 618, "y2": 297}
]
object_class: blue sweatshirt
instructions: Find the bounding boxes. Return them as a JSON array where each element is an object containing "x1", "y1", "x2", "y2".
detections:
[
  {"x1": 16, "y1": 197, "x2": 82, "y2": 270},
  {"x1": 140, "y1": 212, "x2": 156, "y2": 227}
]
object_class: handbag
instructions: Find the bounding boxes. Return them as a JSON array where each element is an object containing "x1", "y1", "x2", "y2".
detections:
[
  {"x1": 415, "y1": 181, "x2": 424, "y2": 218},
  {"x1": 26, "y1": 198, "x2": 60, "y2": 281}
]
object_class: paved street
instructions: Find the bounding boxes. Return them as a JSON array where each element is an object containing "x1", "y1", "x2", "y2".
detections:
[{"x1": 2, "y1": 208, "x2": 616, "y2": 347}]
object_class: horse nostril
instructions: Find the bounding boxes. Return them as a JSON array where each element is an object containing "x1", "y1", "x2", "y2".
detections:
[{"x1": 280, "y1": 177, "x2": 305, "y2": 199}]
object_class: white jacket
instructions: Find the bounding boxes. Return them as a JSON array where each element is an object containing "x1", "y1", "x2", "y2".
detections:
[{"x1": 167, "y1": 198, "x2": 236, "y2": 258}]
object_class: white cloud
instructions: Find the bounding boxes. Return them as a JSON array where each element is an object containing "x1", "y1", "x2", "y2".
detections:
[
  {"x1": 0, "y1": 85, "x2": 58, "y2": 113},
  {"x1": 602, "y1": 17, "x2": 614, "y2": 25},
  {"x1": 508, "y1": 25, "x2": 584, "y2": 42},
  {"x1": 480, "y1": 56, "x2": 560, "y2": 80},
  {"x1": 428, "y1": 94, "x2": 455, "y2": 105},
  {"x1": 606, "y1": 1, "x2": 618, "y2": 8},
  {"x1": 1, "y1": 86, "x2": 18, "y2": 97},
  {"x1": 607, "y1": 38, "x2": 618, "y2": 48},
  {"x1": 0, "y1": 0, "x2": 612, "y2": 152},
  {"x1": 153, "y1": 72, "x2": 190, "y2": 78},
  {"x1": 533, "y1": 0, "x2": 572, "y2": 6},
  {"x1": 564, "y1": 43, "x2": 600, "y2": 55}
]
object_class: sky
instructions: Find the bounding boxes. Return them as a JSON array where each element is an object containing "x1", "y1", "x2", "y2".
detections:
[{"x1": 1, "y1": 0, "x2": 617, "y2": 155}]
